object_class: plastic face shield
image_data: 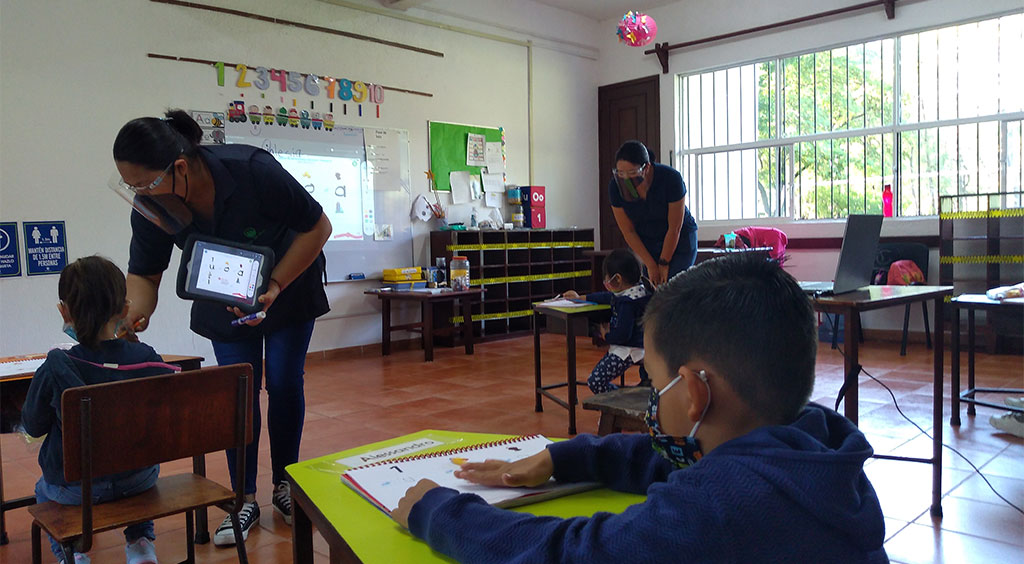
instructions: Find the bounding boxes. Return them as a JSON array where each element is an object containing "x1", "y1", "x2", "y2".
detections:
[
  {"x1": 612, "y1": 164, "x2": 646, "y2": 202},
  {"x1": 108, "y1": 172, "x2": 193, "y2": 235}
]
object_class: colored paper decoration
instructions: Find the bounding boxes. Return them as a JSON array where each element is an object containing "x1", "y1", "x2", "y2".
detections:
[{"x1": 616, "y1": 11, "x2": 657, "y2": 47}]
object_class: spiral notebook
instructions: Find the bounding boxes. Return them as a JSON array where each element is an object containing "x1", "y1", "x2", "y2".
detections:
[
  {"x1": 341, "y1": 434, "x2": 597, "y2": 513},
  {"x1": 0, "y1": 354, "x2": 46, "y2": 378}
]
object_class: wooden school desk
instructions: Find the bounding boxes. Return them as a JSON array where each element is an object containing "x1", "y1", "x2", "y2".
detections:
[
  {"x1": 949, "y1": 294, "x2": 1024, "y2": 425},
  {"x1": 366, "y1": 288, "x2": 484, "y2": 362},
  {"x1": 0, "y1": 354, "x2": 203, "y2": 546},
  {"x1": 809, "y1": 285, "x2": 951, "y2": 517},
  {"x1": 532, "y1": 302, "x2": 611, "y2": 435},
  {"x1": 286, "y1": 429, "x2": 643, "y2": 564}
]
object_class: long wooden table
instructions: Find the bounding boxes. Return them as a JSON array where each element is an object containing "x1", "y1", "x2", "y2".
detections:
[{"x1": 0, "y1": 354, "x2": 203, "y2": 545}]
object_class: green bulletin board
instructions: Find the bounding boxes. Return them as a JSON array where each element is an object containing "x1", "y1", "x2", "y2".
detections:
[{"x1": 428, "y1": 121, "x2": 503, "y2": 192}]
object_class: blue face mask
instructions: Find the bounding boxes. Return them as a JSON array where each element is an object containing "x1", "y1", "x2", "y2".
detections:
[
  {"x1": 645, "y1": 370, "x2": 710, "y2": 469},
  {"x1": 62, "y1": 322, "x2": 79, "y2": 342}
]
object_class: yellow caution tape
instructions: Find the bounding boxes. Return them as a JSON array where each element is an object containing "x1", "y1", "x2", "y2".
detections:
[
  {"x1": 446, "y1": 240, "x2": 595, "y2": 251},
  {"x1": 451, "y1": 309, "x2": 534, "y2": 324},
  {"x1": 470, "y1": 270, "x2": 592, "y2": 286},
  {"x1": 939, "y1": 208, "x2": 1024, "y2": 220},
  {"x1": 939, "y1": 255, "x2": 1023, "y2": 264}
]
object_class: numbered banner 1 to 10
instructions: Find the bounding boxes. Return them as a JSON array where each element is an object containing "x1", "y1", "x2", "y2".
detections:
[{"x1": 215, "y1": 62, "x2": 384, "y2": 105}]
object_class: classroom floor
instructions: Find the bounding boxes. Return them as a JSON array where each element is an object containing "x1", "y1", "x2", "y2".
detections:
[{"x1": 1, "y1": 332, "x2": 1022, "y2": 563}]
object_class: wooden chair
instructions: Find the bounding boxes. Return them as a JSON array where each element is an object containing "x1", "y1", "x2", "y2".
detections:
[{"x1": 28, "y1": 364, "x2": 253, "y2": 564}]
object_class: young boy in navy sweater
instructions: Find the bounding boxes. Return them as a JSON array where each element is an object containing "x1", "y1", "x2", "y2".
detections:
[
  {"x1": 564, "y1": 248, "x2": 651, "y2": 393},
  {"x1": 391, "y1": 252, "x2": 888, "y2": 563}
]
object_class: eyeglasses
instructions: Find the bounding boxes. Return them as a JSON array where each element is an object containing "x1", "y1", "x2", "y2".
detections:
[
  {"x1": 118, "y1": 161, "x2": 174, "y2": 193},
  {"x1": 611, "y1": 164, "x2": 646, "y2": 179}
]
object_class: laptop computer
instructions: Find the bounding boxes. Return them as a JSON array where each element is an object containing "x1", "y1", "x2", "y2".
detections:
[{"x1": 798, "y1": 214, "x2": 883, "y2": 295}]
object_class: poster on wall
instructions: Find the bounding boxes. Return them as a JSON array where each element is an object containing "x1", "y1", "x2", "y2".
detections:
[
  {"x1": 0, "y1": 222, "x2": 21, "y2": 278},
  {"x1": 23, "y1": 221, "x2": 67, "y2": 276},
  {"x1": 226, "y1": 121, "x2": 372, "y2": 241},
  {"x1": 190, "y1": 110, "x2": 225, "y2": 145},
  {"x1": 365, "y1": 128, "x2": 402, "y2": 192}
]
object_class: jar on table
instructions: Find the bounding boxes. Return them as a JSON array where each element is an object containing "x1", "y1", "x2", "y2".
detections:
[{"x1": 450, "y1": 256, "x2": 470, "y2": 291}]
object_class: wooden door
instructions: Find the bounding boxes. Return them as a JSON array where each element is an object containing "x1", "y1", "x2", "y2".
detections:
[{"x1": 598, "y1": 75, "x2": 660, "y2": 251}]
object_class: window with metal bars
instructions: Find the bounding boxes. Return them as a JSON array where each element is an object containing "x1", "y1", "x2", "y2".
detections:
[{"x1": 678, "y1": 12, "x2": 1024, "y2": 221}]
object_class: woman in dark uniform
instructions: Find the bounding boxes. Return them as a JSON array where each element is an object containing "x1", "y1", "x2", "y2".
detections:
[
  {"x1": 608, "y1": 140, "x2": 698, "y2": 285},
  {"x1": 112, "y1": 109, "x2": 331, "y2": 547}
]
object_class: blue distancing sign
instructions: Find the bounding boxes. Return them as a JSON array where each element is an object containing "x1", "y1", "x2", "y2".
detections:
[
  {"x1": 24, "y1": 221, "x2": 67, "y2": 276},
  {"x1": 0, "y1": 222, "x2": 20, "y2": 277}
]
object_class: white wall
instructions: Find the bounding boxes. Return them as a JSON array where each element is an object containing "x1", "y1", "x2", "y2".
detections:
[
  {"x1": 594, "y1": 0, "x2": 1022, "y2": 333},
  {"x1": 0, "y1": 0, "x2": 600, "y2": 358}
]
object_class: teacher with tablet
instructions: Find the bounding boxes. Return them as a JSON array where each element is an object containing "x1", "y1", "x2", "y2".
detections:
[
  {"x1": 608, "y1": 140, "x2": 698, "y2": 285},
  {"x1": 111, "y1": 109, "x2": 331, "y2": 547}
]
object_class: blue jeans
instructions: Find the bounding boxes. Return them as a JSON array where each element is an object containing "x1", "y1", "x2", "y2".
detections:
[
  {"x1": 35, "y1": 466, "x2": 158, "y2": 560},
  {"x1": 211, "y1": 319, "x2": 314, "y2": 494}
]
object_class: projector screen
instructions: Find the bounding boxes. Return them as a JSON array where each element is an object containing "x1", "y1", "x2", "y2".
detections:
[{"x1": 225, "y1": 121, "x2": 412, "y2": 281}]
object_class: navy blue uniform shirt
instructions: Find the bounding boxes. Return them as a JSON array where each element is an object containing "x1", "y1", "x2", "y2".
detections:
[
  {"x1": 128, "y1": 144, "x2": 329, "y2": 342},
  {"x1": 608, "y1": 162, "x2": 698, "y2": 259}
]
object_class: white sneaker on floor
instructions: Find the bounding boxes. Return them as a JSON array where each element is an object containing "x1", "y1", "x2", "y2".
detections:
[
  {"x1": 990, "y1": 411, "x2": 1024, "y2": 439},
  {"x1": 125, "y1": 537, "x2": 157, "y2": 564},
  {"x1": 58, "y1": 553, "x2": 90, "y2": 564},
  {"x1": 213, "y1": 501, "x2": 260, "y2": 547},
  {"x1": 272, "y1": 482, "x2": 293, "y2": 525},
  {"x1": 1005, "y1": 397, "x2": 1024, "y2": 409}
]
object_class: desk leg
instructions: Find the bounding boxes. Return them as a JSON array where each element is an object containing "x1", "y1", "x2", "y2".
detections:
[
  {"x1": 967, "y1": 309, "x2": 976, "y2": 417},
  {"x1": 534, "y1": 312, "x2": 543, "y2": 412},
  {"x1": 462, "y1": 298, "x2": 474, "y2": 355},
  {"x1": 842, "y1": 310, "x2": 860, "y2": 425},
  {"x1": 931, "y1": 297, "x2": 944, "y2": 518},
  {"x1": 381, "y1": 298, "x2": 392, "y2": 356},
  {"x1": 291, "y1": 491, "x2": 314, "y2": 564},
  {"x1": 567, "y1": 319, "x2": 577, "y2": 435},
  {"x1": 423, "y1": 301, "x2": 434, "y2": 362},
  {"x1": 951, "y1": 305, "x2": 961, "y2": 427}
]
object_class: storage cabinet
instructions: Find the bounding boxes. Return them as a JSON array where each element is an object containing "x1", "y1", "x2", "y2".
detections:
[
  {"x1": 939, "y1": 192, "x2": 1024, "y2": 352},
  {"x1": 429, "y1": 228, "x2": 595, "y2": 342}
]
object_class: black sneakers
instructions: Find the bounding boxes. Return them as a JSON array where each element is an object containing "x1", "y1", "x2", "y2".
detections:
[
  {"x1": 213, "y1": 501, "x2": 260, "y2": 547},
  {"x1": 272, "y1": 482, "x2": 293, "y2": 525}
]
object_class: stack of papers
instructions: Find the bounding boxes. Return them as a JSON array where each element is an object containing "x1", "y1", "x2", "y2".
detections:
[{"x1": 540, "y1": 298, "x2": 595, "y2": 308}]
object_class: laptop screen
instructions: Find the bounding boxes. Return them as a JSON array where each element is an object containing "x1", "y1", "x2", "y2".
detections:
[{"x1": 832, "y1": 214, "x2": 884, "y2": 294}]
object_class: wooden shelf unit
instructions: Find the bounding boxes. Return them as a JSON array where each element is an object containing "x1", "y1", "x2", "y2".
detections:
[
  {"x1": 429, "y1": 228, "x2": 595, "y2": 342},
  {"x1": 939, "y1": 192, "x2": 1024, "y2": 352}
]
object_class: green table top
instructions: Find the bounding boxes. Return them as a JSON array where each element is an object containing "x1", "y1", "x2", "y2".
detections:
[{"x1": 286, "y1": 430, "x2": 644, "y2": 563}]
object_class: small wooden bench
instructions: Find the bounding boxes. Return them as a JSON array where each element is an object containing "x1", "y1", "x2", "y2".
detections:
[{"x1": 581, "y1": 387, "x2": 650, "y2": 435}]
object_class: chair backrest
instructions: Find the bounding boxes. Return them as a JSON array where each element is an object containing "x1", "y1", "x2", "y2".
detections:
[
  {"x1": 61, "y1": 364, "x2": 252, "y2": 483},
  {"x1": 874, "y1": 242, "x2": 930, "y2": 275}
]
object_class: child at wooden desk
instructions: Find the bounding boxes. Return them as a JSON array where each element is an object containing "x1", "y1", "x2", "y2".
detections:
[
  {"x1": 391, "y1": 253, "x2": 887, "y2": 563},
  {"x1": 562, "y1": 248, "x2": 651, "y2": 393}
]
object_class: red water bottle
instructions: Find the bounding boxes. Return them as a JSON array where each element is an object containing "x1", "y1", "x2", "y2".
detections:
[{"x1": 882, "y1": 184, "x2": 893, "y2": 217}]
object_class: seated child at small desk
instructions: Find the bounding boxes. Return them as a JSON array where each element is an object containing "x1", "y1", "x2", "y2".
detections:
[
  {"x1": 563, "y1": 248, "x2": 651, "y2": 393},
  {"x1": 391, "y1": 253, "x2": 887, "y2": 563},
  {"x1": 22, "y1": 256, "x2": 178, "y2": 564}
]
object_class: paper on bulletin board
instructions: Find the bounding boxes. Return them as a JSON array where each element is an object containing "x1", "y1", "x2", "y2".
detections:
[
  {"x1": 466, "y1": 133, "x2": 486, "y2": 166},
  {"x1": 485, "y1": 142, "x2": 504, "y2": 172},
  {"x1": 482, "y1": 172, "x2": 504, "y2": 193},
  {"x1": 469, "y1": 175, "x2": 483, "y2": 200},
  {"x1": 365, "y1": 128, "x2": 402, "y2": 191},
  {"x1": 450, "y1": 171, "x2": 472, "y2": 204},
  {"x1": 484, "y1": 192, "x2": 503, "y2": 208}
]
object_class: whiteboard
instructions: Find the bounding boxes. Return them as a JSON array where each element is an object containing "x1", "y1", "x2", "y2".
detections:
[{"x1": 225, "y1": 122, "x2": 413, "y2": 282}]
